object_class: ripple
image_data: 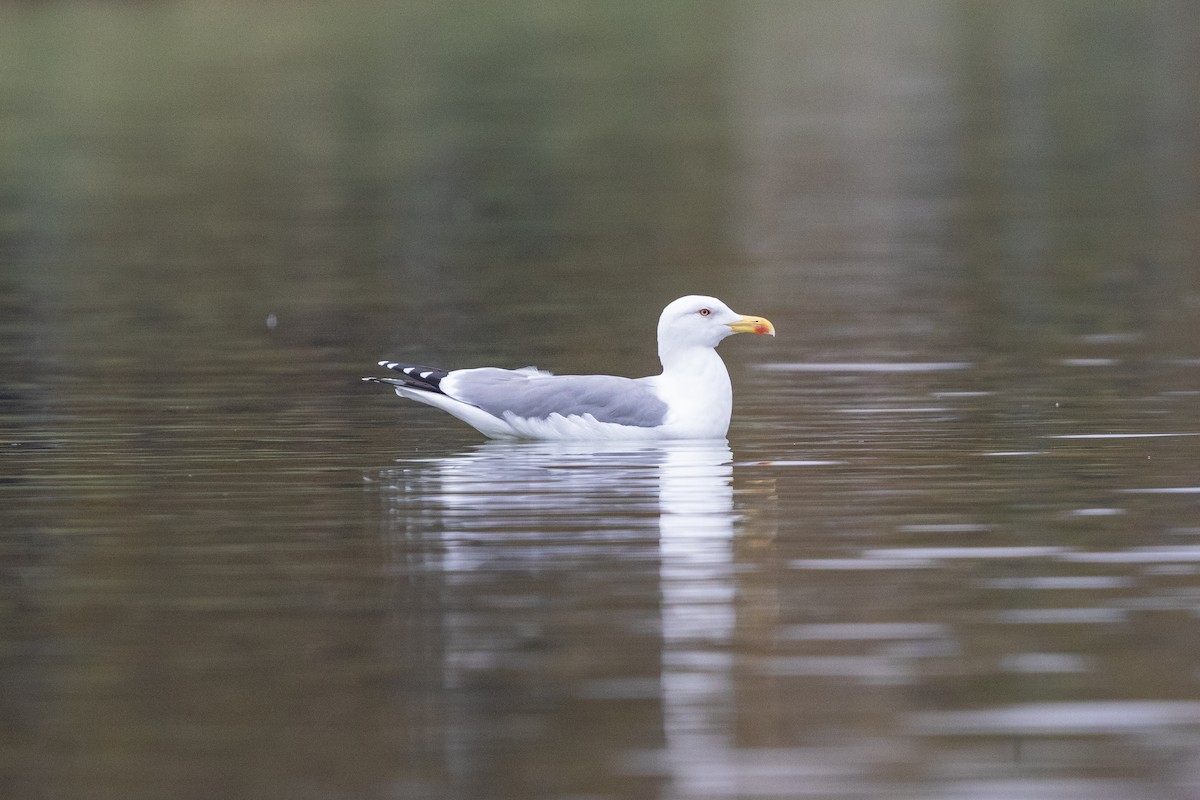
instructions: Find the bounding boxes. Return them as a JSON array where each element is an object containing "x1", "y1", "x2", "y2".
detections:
[
  {"x1": 837, "y1": 406, "x2": 951, "y2": 414},
  {"x1": 758, "y1": 361, "x2": 972, "y2": 372},
  {"x1": 1050, "y1": 433, "x2": 1200, "y2": 439},
  {"x1": 578, "y1": 677, "x2": 662, "y2": 700},
  {"x1": 1000, "y1": 653, "x2": 1091, "y2": 673},
  {"x1": 779, "y1": 623, "x2": 951, "y2": 641},
  {"x1": 743, "y1": 460, "x2": 844, "y2": 467},
  {"x1": 1060, "y1": 545, "x2": 1200, "y2": 563},
  {"x1": 899, "y1": 523, "x2": 994, "y2": 533},
  {"x1": 908, "y1": 700, "x2": 1200, "y2": 735},
  {"x1": 1080, "y1": 333, "x2": 1141, "y2": 344},
  {"x1": 923, "y1": 778, "x2": 1173, "y2": 800},
  {"x1": 864, "y1": 546, "x2": 1070, "y2": 560},
  {"x1": 789, "y1": 558, "x2": 937, "y2": 570},
  {"x1": 1060, "y1": 358, "x2": 1119, "y2": 367},
  {"x1": 982, "y1": 576, "x2": 1134, "y2": 590},
  {"x1": 753, "y1": 655, "x2": 912, "y2": 682},
  {"x1": 994, "y1": 608, "x2": 1127, "y2": 624}
]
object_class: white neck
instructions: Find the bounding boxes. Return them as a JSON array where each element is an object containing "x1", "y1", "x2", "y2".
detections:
[
  {"x1": 660, "y1": 339, "x2": 724, "y2": 374},
  {"x1": 655, "y1": 344, "x2": 733, "y2": 438}
]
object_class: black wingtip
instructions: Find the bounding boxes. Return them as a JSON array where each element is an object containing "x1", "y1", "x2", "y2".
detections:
[{"x1": 369, "y1": 361, "x2": 449, "y2": 393}]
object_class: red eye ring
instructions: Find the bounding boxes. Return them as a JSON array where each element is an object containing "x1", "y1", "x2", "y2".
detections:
[{"x1": 698, "y1": 308, "x2": 712, "y2": 317}]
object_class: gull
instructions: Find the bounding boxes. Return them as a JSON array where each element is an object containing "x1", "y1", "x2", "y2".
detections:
[{"x1": 363, "y1": 295, "x2": 775, "y2": 440}]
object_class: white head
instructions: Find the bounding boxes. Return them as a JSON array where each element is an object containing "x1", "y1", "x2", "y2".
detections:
[{"x1": 656, "y1": 295, "x2": 775, "y2": 361}]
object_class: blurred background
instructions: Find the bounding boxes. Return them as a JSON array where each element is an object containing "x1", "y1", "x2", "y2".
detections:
[{"x1": 2, "y1": 2, "x2": 1200, "y2": 799}]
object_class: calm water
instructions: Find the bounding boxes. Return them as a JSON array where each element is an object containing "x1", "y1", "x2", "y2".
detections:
[{"x1": 3, "y1": 3, "x2": 1200, "y2": 799}]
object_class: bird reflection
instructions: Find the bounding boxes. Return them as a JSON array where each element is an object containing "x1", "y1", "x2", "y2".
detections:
[
  {"x1": 657, "y1": 442, "x2": 738, "y2": 797},
  {"x1": 375, "y1": 439, "x2": 738, "y2": 795}
]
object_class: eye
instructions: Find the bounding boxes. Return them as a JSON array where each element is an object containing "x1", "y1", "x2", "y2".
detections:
[{"x1": 698, "y1": 308, "x2": 712, "y2": 317}]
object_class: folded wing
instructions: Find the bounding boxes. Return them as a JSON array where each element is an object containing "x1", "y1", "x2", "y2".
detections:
[{"x1": 444, "y1": 368, "x2": 668, "y2": 428}]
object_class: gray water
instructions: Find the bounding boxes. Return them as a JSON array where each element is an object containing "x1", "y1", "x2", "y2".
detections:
[{"x1": 3, "y1": 3, "x2": 1200, "y2": 799}]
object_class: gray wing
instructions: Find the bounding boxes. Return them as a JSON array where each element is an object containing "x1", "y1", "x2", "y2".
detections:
[{"x1": 446, "y1": 368, "x2": 668, "y2": 428}]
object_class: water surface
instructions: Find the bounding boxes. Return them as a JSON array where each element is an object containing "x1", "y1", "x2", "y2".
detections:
[{"x1": 3, "y1": 3, "x2": 1200, "y2": 799}]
